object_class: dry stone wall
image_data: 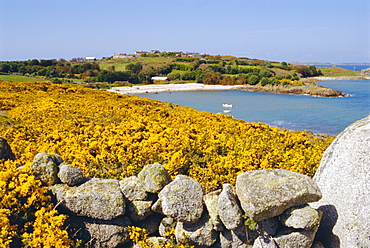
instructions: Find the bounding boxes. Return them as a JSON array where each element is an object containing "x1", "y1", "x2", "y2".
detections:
[
  {"x1": 30, "y1": 152, "x2": 324, "y2": 248},
  {"x1": 4, "y1": 115, "x2": 369, "y2": 247}
]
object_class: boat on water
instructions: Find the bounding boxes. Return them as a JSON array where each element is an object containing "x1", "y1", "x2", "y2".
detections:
[
  {"x1": 223, "y1": 109, "x2": 231, "y2": 113},
  {"x1": 222, "y1": 103, "x2": 232, "y2": 108}
]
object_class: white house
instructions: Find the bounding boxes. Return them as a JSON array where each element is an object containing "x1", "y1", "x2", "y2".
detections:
[
  {"x1": 135, "y1": 50, "x2": 148, "y2": 56},
  {"x1": 85, "y1": 57, "x2": 97, "y2": 61},
  {"x1": 113, "y1": 53, "x2": 134, "y2": 59},
  {"x1": 151, "y1": 76, "x2": 169, "y2": 81}
]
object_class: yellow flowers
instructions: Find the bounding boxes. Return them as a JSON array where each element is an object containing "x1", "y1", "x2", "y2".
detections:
[
  {"x1": 0, "y1": 209, "x2": 16, "y2": 247},
  {"x1": 128, "y1": 226, "x2": 149, "y2": 246},
  {"x1": 0, "y1": 80, "x2": 333, "y2": 245},
  {"x1": 0, "y1": 81, "x2": 333, "y2": 191},
  {"x1": 0, "y1": 159, "x2": 73, "y2": 247},
  {"x1": 128, "y1": 226, "x2": 195, "y2": 248},
  {"x1": 21, "y1": 207, "x2": 73, "y2": 248}
]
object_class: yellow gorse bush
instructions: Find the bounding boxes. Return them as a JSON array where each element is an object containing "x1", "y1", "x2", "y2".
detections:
[
  {"x1": 0, "y1": 159, "x2": 72, "y2": 247},
  {"x1": 0, "y1": 81, "x2": 333, "y2": 192},
  {"x1": 128, "y1": 226, "x2": 194, "y2": 248},
  {"x1": 0, "y1": 80, "x2": 333, "y2": 246}
]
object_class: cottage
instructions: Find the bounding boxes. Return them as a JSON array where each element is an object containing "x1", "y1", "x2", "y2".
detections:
[
  {"x1": 188, "y1": 53, "x2": 204, "y2": 59},
  {"x1": 113, "y1": 53, "x2": 134, "y2": 59},
  {"x1": 135, "y1": 50, "x2": 148, "y2": 56}
]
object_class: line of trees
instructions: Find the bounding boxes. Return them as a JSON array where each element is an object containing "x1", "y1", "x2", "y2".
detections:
[
  {"x1": 0, "y1": 58, "x2": 321, "y2": 85},
  {"x1": 0, "y1": 59, "x2": 99, "y2": 79},
  {"x1": 296, "y1": 66, "x2": 322, "y2": 78}
]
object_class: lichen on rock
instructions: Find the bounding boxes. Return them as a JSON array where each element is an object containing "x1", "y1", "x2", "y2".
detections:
[
  {"x1": 119, "y1": 176, "x2": 148, "y2": 201},
  {"x1": 236, "y1": 169, "x2": 322, "y2": 221},
  {"x1": 154, "y1": 175, "x2": 203, "y2": 223},
  {"x1": 30, "y1": 152, "x2": 63, "y2": 186},
  {"x1": 50, "y1": 178, "x2": 126, "y2": 220},
  {"x1": 137, "y1": 163, "x2": 171, "y2": 193},
  {"x1": 218, "y1": 184, "x2": 243, "y2": 230},
  {"x1": 58, "y1": 163, "x2": 84, "y2": 186},
  {"x1": 279, "y1": 204, "x2": 321, "y2": 230}
]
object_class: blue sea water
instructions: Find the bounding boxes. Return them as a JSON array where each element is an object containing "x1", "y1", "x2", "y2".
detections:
[{"x1": 136, "y1": 80, "x2": 370, "y2": 135}]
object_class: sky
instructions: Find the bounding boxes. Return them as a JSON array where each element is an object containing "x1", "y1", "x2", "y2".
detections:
[{"x1": 0, "y1": 0, "x2": 369, "y2": 63}]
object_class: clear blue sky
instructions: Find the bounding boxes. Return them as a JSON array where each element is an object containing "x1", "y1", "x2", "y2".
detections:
[{"x1": 1, "y1": 0, "x2": 369, "y2": 63}]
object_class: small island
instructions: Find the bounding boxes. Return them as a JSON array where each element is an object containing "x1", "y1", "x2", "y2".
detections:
[{"x1": 1, "y1": 50, "x2": 369, "y2": 97}]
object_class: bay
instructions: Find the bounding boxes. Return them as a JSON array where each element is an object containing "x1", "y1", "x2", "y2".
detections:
[{"x1": 136, "y1": 80, "x2": 370, "y2": 135}]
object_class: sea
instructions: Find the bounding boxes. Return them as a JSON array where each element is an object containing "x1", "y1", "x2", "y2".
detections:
[{"x1": 136, "y1": 80, "x2": 370, "y2": 135}]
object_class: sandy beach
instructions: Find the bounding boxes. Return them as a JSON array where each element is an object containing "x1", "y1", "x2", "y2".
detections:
[{"x1": 107, "y1": 83, "x2": 244, "y2": 94}]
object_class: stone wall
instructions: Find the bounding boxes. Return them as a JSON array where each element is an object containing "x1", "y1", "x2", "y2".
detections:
[{"x1": 30, "y1": 152, "x2": 324, "y2": 248}]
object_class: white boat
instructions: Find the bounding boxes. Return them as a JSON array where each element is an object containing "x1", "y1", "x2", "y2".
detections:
[
  {"x1": 222, "y1": 103, "x2": 232, "y2": 108},
  {"x1": 223, "y1": 109, "x2": 231, "y2": 113}
]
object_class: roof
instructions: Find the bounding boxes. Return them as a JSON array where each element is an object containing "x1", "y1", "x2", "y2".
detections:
[{"x1": 151, "y1": 76, "x2": 168, "y2": 81}]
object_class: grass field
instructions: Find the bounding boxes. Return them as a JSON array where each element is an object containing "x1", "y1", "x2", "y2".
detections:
[
  {"x1": 99, "y1": 57, "x2": 175, "y2": 71},
  {"x1": 99, "y1": 59, "x2": 132, "y2": 71},
  {"x1": 318, "y1": 66, "x2": 359, "y2": 77},
  {"x1": 0, "y1": 74, "x2": 44, "y2": 82}
]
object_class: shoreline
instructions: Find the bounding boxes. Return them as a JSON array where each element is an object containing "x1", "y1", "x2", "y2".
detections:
[
  {"x1": 107, "y1": 82, "x2": 344, "y2": 98},
  {"x1": 304, "y1": 75, "x2": 370, "y2": 81},
  {"x1": 107, "y1": 76, "x2": 370, "y2": 97},
  {"x1": 107, "y1": 83, "x2": 244, "y2": 94}
]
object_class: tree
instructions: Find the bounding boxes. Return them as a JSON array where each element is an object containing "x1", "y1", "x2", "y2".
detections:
[
  {"x1": 206, "y1": 65, "x2": 225, "y2": 74},
  {"x1": 259, "y1": 68, "x2": 272, "y2": 78},
  {"x1": 203, "y1": 72, "x2": 222, "y2": 85},
  {"x1": 168, "y1": 72, "x2": 181, "y2": 80},
  {"x1": 238, "y1": 74, "x2": 248, "y2": 84},
  {"x1": 158, "y1": 65, "x2": 172, "y2": 75},
  {"x1": 281, "y1": 62, "x2": 288, "y2": 69},
  {"x1": 195, "y1": 69, "x2": 205, "y2": 83},
  {"x1": 265, "y1": 62, "x2": 272, "y2": 68},
  {"x1": 297, "y1": 66, "x2": 322, "y2": 78},
  {"x1": 225, "y1": 65, "x2": 239, "y2": 74},
  {"x1": 138, "y1": 71, "x2": 156, "y2": 84},
  {"x1": 0, "y1": 63, "x2": 10, "y2": 73},
  {"x1": 28, "y1": 59, "x2": 40, "y2": 66},
  {"x1": 247, "y1": 74, "x2": 259, "y2": 85},
  {"x1": 221, "y1": 76, "x2": 237, "y2": 85},
  {"x1": 97, "y1": 70, "x2": 116, "y2": 83},
  {"x1": 260, "y1": 77, "x2": 270, "y2": 86},
  {"x1": 40, "y1": 59, "x2": 56, "y2": 67},
  {"x1": 297, "y1": 67, "x2": 310, "y2": 78},
  {"x1": 181, "y1": 71, "x2": 196, "y2": 80},
  {"x1": 126, "y1": 62, "x2": 143, "y2": 74}
]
